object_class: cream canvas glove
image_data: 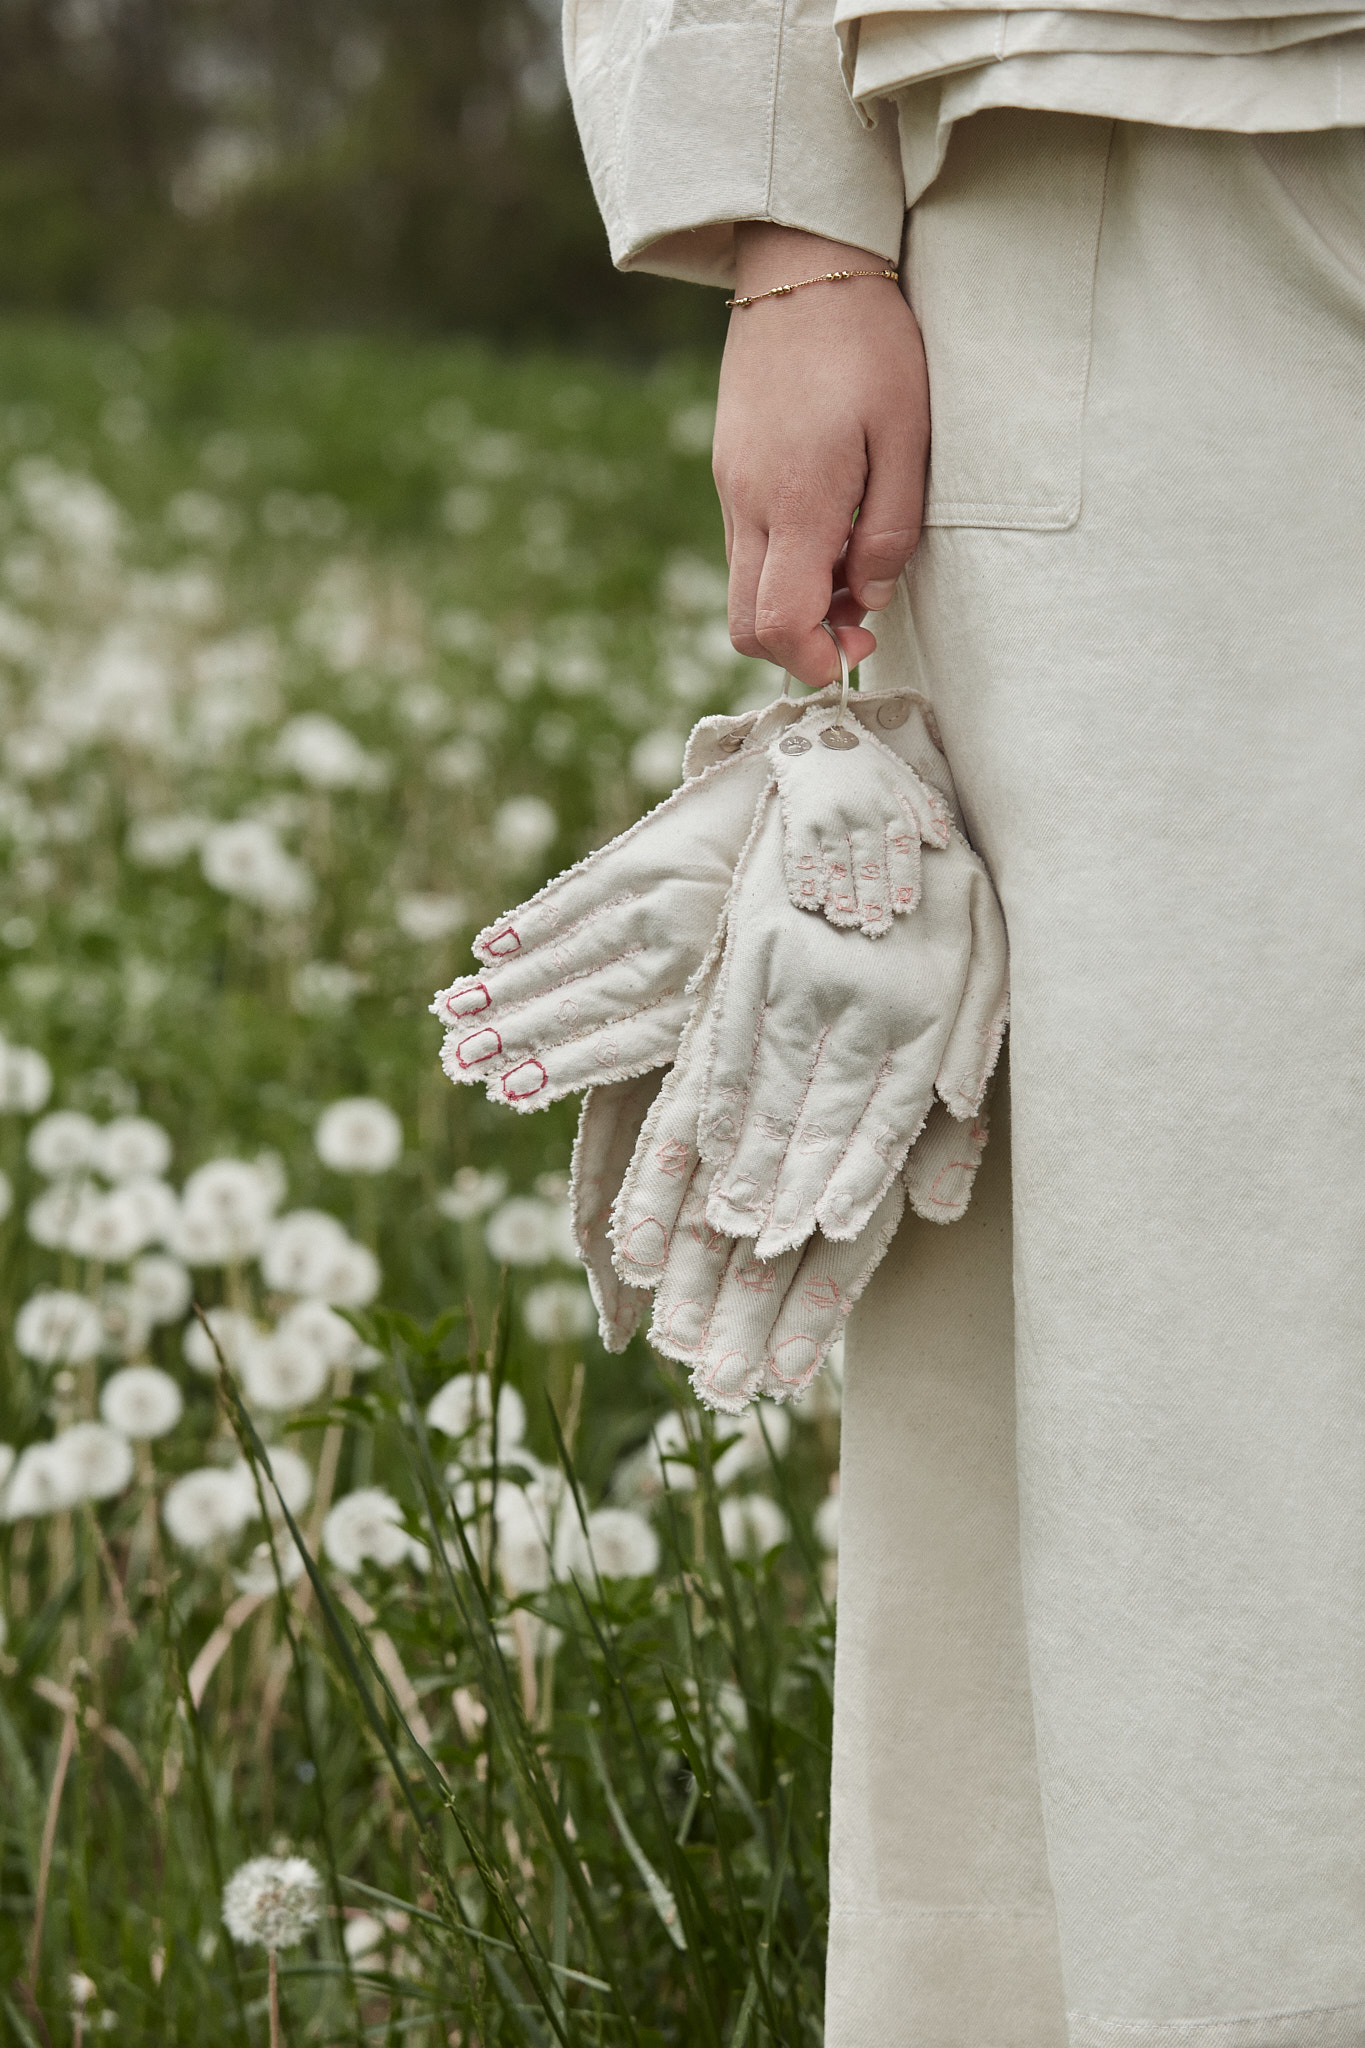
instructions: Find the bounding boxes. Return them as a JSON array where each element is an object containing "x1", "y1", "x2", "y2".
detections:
[{"x1": 570, "y1": 1010, "x2": 989, "y2": 1410}]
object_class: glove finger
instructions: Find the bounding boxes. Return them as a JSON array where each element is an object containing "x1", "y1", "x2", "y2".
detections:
[
  {"x1": 849, "y1": 820, "x2": 899, "y2": 936},
  {"x1": 934, "y1": 862, "x2": 1010, "y2": 1118},
  {"x1": 645, "y1": 1171, "x2": 737, "y2": 1364},
  {"x1": 446, "y1": 933, "x2": 694, "y2": 1075},
  {"x1": 442, "y1": 989, "x2": 695, "y2": 1110},
  {"x1": 611, "y1": 1068, "x2": 707, "y2": 1288},
  {"x1": 883, "y1": 812, "x2": 923, "y2": 918},
  {"x1": 703, "y1": 996, "x2": 813, "y2": 1240},
  {"x1": 756, "y1": 1176, "x2": 907, "y2": 1404},
  {"x1": 681, "y1": 1236, "x2": 804, "y2": 1417},
  {"x1": 694, "y1": 800, "x2": 783, "y2": 1167},
  {"x1": 903, "y1": 1100, "x2": 989, "y2": 1223},
  {"x1": 470, "y1": 750, "x2": 769, "y2": 967},
  {"x1": 736, "y1": 1015, "x2": 896, "y2": 1253},
  {"x1": 571, "y1": 1074, "x2": 665, "y2": 1351},
  {"x1": 810, "y1": 1043, "x2": 943, "y2": 1244}
]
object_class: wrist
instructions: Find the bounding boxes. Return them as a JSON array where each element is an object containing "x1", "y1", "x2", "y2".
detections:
[{"x1": 733, "y1": 222, "x2": 889, "y2": 300}]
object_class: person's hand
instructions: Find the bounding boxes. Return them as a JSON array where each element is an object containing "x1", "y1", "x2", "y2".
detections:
[{"x1": 714, "y1": 222, "x2": 929, "y2": 689}]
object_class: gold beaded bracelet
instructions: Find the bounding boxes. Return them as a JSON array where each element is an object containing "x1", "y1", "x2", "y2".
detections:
[{"x1": 725, "y1": 266, "x2": 899, "y2": 310}]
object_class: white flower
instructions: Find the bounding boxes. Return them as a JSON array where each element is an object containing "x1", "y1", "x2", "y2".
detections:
[
  {"x1": 66, "y1": 1187, "x2": 150, "y2": 1264},
  {"x1": 260, "y1": 1208, "x2": 349, "y2": 1294},
  {"x1": 15, "y1": 1289, "x2": 103, "y2": 1365},
  {"x1": 50, "y1": 1422, "x2": 135, "y2": 1504},
  {"x1": 3, "y1": 1442, "x2": 80, "y2": 1518},
  {"x1": 712, "y1": 1406, "x2": 791, "y2": 1490},
  {"x1": 488, "y1": 1481, "x2": 554, "y2": 1596},
  {"x1": 557, "y1": 1506, "x2": 659, "y2": 1582},
  {"x1": 233, "y1": 1532, "x2": 307, "y2": 1596},
  {"x1": 638, "y1": 1410, "x2": 700, "y2": 1497},
  {"x1": 233, "y1": 1446, "x2": 313, "y2": 1518},
  {"x1": 99, "y1": 1366, "x2": 183, "y2": 1440},
  {"x1": 522, "y1": 1280, "x2": 595, "y2": 1345},
  {"x1": 127, "y1": 815, "x2": 210, "y2": 869},
  {"x1": 719, "y1": 1494, "x2": 790, "y2": 1559},
  {"x1": 395, "y1": 893, "x2": 467, "y2": 944},
  {"x1": 493, "y1": 795, "x2": 557, "y2": 865},
  {"x1": 274, "y1": 713, "x2": 385, "y2": 791},
  {"x1": 97, "y1": 1284, "x2": 152, "y2": 1361},
  {"x1": 436, "y1": 1168, "x2": 507, "y2": 1222},
  {"x1": 129, "y1": 1253, "x2": 193, "y2": 1326},
  {"x1": 95, "y1": 1116, "x2": 172, "y2": 1182},
  {"x1": 182, "y1": 1306, "x2": 261, "y2": 1377},
  {"x1": 814, "y1": 1485, "x2": 839, "y2": 1555},
  {"x1": 322, "y1": 1488, "x2": 420, "y2": 1575},
  {"x1": 314, "y1": 1097, "x2": 402, "y2": 1175},
  {"x1": 14, "y1": 459, "x2": 123, "y2": 556},
  {"x1": 27, "y1": 1110, "x2": 100, "y2": 1177},
  {"x1": 484, "y1": 1197, "x2": 554, "y2": 1267},
  {"x1": 307, "y1": 1236, "x2": 380, "y2": 1308},
  {"x1": 25, "y1": 1180, "x2": 90, "y2": 1251},
  {"x1": 0, "y1": 1040, "x2": 52, "y2": 1112},
  {"x1": 117, "y1": 1177, "x2": 180, "y2": 1249},
  {"x1": 342, "y1": 1914, "x2": 386, "y2": 1961},
  {"x1": 0, "y1": 1168, "x2": 10, "y2": 1223},
  {"x1": 630, "y1": 729, "x2": 686, "y2": 792},
  {"x1": 426, "y1": 1373, "x2": 526, "y2": 1453},
  {"x1": 222, "y1": 1856, "x2": 323, "y2": 1950},
  {"x1": 240, "y1": 1327, "x2": 330, "y2": 1411},
  {"x1": 4, "y1": 726, "x2": 67, "y2": 779},
  {"x1": 162, "y1": 1466, "x2": 256, "y2": 1550},
  {"x1": 0, "y1": 1446, "x2": 14, "y2": 1491},
  {"x1": 291, "y1": 961, "x2": 363, "y2": 1016},
  {"x1": 276, "y1": 1298, "x2": 360, "y2": 1369},
  {"x1": 175, "y1": 1158, "x2": 278, "y2": 1264},
  {"x1": 200, "y1": 819, "x2": 314, "y2": 915}
]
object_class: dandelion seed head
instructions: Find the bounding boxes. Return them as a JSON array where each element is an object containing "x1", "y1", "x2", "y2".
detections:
[
  {"x1": 222, "y1": 1855, "x2": 323, "y2": 1950},
  {"x1": 719, "y1": 1493, "x2": 790, "y2": 1559},
  {"x1": 49, "y1": 1421, "x2": 135, "y2": 1504},
  {"x1": 66, "y1": 1186, "x2": 151, "y2": 1264},
  {"x1": 175, "y1": 1157, "x2": 278, "y2": 1264},
  {"x1": 522, "y1": 1279, "x2": 595, "y2": 1345},
  {"x1": 99, "y1": 1365, "x2": 183, "y2": 1440},
  {"x1": 712, "y1": 1405, "x2": 791, "y2": 1490},
  {"x1": 276, "y1": 1297, "x2": 360, "y2": 1370},
  {"x1": 200, "y1": 819, "x2": 314, "y2": 916},
  {"x1": 306, "y1": 1235, "x2": 380, "y2": 1308},
  {"x1": 25, "y1": 1180, "x2": 91, "y2": 1252},
  {"x1": 14, "y1": 1288, "x2": 104, "y2": 1366},
  {"x1": 492, "y1": 794, "x2": 556, "y2": 865},
  {"x1": 435, "y1": 1167, "x2": 506, "y2": 1222},
  {"x1": 484, "y1": 1196, "x2": 554, "y2": 1267},
  {"x1": 96, "y1": 1115, "x2": 172, "y2": 1182},
  {"x1": 27, "y1": 1110, "x2": 100, "y2": 1178},
  {"x1": 129, "y1": 1252, "x2": 193, "y2": 1326},
  {"x1": 259, "y1": 1208, "x2": 348, "y2": 1294},
  {"x1": 232, "y1": 1531, "x2": 307, "y2": 1596},
  {"x1": 162, "y1": 1465, "x2": 256, "y2": 1551},
  {"x1": 182, "y1": 1305, "x2": 260, "y2": 1376},
  {"x1": 322, "y1": 1487, "x2": 419, "y2": 1575},
  {"x1": 395, "y1": 892, "x2": 467, "y2": 944},
  {"x1": 3, "y1": 1441, "x2": 81, "y2": 1519},
  {"x1": 274, "y1": 712, "x2": 384, "y2": 790},
  {"x1": 557, "y1": 1506, "x2": 659, "y2": 1582},
  {"x1": 314, "y1": 1096, "x2": 402, "y2": 1175},
  {"x1": 125, "y1": 813, "x2": 210, "y2": 869},
  {"x1": 0, "y1": 1039, "x2": 52, "y2": 1113},
  {"x1": 425, "y1": 1373, "x2": 525, "y2": 1451},
  {"x1": 240, "y1": 1326, "x2": 330, "y2": 1412},
  {"x1": 814, "y1": 1484, "x2": 839, "y2": 1556}
]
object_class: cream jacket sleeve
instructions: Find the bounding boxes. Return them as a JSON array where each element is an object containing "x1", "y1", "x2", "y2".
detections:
[{"x1": 562, "y1": 0, "x2": 908, "y2": 287}]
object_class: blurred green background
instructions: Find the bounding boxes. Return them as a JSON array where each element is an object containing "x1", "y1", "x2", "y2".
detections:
[{"x1": 0, "y1": 0, "x2": 726, "y2": 352}]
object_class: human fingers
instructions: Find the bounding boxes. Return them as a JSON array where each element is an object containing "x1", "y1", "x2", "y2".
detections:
[
  {"x1": 571, "y1": 1075, "x2": 665, "y2": 1351},
  {"x1": 753, "y1": 520, "x2": 876, "y2": 685},
  {"x1": 726, "y1": 523, "x2": 774, "y2": 663},
  {"x1": 842, "y1": 333, "x2": 929, "y2": 613}
]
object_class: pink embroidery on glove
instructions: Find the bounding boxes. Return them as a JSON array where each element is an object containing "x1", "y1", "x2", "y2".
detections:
[
  {"x1": 480, "y1": 926, "x2": 521, "y2": 959},
  {"x1": 801, "y1": 1277, "x2": 842, "y2": 1311},
  {"x1": 655, "y1": 1139, "x2": 692, "y2": 1179},
  {"x1": 502, "y1": 1059, "x2": 548, "y2": 1100},
  {"x1": 766, "y1": 1335, "x2": 821, "y2": 1385},
  {"x1": 620, "y1": 1218, "x2": 668, "y2": 1271},
  {"x1": 456, "y1": 1027, "x2": 503, "y2": 1068},
  {"x1": 442, "y1": 983, "x2": 491, "y2": 1021},
  {"x1": 737, "y1": 1260, "x2": 778, "y2": 1294}
]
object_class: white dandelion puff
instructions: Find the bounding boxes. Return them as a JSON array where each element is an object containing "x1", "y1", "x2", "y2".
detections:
[
  {"x1": 522, "y1": 1280, "x2": 595, "y2": 1344},
  {"x1": 275, "y1": 1298, "x2": 361, "y2": 1370},
  {"x1": 25, "y1": 1180, "x2": 91, "y2": 1252},
  {"x1": 99, "y1": 1366, "x2": 183, "y2": 1440},
  {"x1": 719, "y1": 1494, "x2": 790, "y2": 1559},
  {"x1": 314, "y1": 1097, "x2": 402, "y2": 1175},
  {"x1": 274, "y1": 713, "x2": 385, "y2": 791},
  {"x1": 222, "y1": 1856, "x2": 323, "y2": 1950},
  {"x1": 0, "y1": 1041, "x2": 52, "y2": 1113},
  {"x1": 182, "y1": 1306, "x2": 262, "y2": 1377},
  {"x1": 231, "y1": 1446, "x2": 313, "y2": 1518},
  {"x1": 232, "y1": 1532, "x2": 308, "y2": 1596},
  {"x1": 637, "y1": 1410, "x2": 700, "y2": 1497},
  {"x1": 175, "y1": 1158, "x2": 278, "y2": 1264},
  {"x1": 395, "y1": 893, "x2": 467, "y2": 944},
  {"x1": 629, "y1": 729, "x2": 686, "y2": 792},
  {"x1": 712, "y1": 1406, "x2": 791, "y2": 1490},
  {"x1": 556, "y1": 1506, "x2": 659, "y2": 1583},
  {"x1": 27, "y1": 1110, "x2": 100, "y2": 1178},
  {"x1": 814, "y1": 1483, "x2": 839, "y2": 1556},
  {"x1": 200, "y1": 819, "x2": 314, "y2": 916},
  {"x1": 322, "y1": 1488, "x2": 421, "y2": 1575},
  {"x1": 125, "y1": 814, "x2": 210, "y2": 869},
  {"x1": 162, "y1": 1466, "x2": 256, "y2": 1551},
  {"x1": 129, "y1": 1253, "x2": 193, "y2": 1326},
  {"x1": 50, "y1": 1422, "x2": 136, "y2": 1504},
  {"x1": 306, "y1": 1236, "x2": 380, "y2": 1308},
  {"x1": 435, "y1": 1168, "x2": 507, "y2": 1222},
  {"x1": 3, "y1": 1442, "x2": 81, "y2": 1519},
  {"x1": 95, "y1": 1116, "x2": 172, "y2": 1182},
  {"x1": 240, "y1": 1327, "x2": 330, "y2": 1412},
  {"x1": 66, "y1": 1187, "x2": 151, "y2": 1265},
  {"x1": 493, "y1": 794, "x2": 557, "y2": 865},
  {"x1": 15, "y1": 1288, "x2": 104, "y2": 1366},
  {"x1": 97, "y1": 1284, "x2": 153, "y2": 1362},
  {"x1": 117, "y1": 1177, "x2": 180, "y2": 1250},
  {"x1": 484, "y1": 1197, "x2": 554, "y2": 1267},
  {"x1": 426, "y1": 1373, "x2": 526, "y2": 1452},
  {"x1": 259, "y1": 1208, "x2": 349, "y2": 1295}
]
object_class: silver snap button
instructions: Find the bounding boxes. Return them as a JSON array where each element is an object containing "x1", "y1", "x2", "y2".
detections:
[
  {"x1": 779, "y1": 733, "x2": 812, "y2": 755},
  {"x1": 876, "y1": 697, "x2": 911, "y2": 729},
  {"x1": 820, "y1": 726, "x2": 859, "y2": 750}
]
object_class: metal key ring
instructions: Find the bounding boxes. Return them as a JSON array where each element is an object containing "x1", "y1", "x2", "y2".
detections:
[{"x1": 781, "y1": 620, "x2": 852, "y2": 725}]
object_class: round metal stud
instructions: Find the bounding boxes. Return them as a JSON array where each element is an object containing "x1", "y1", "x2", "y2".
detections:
[
  {"x1": 779, "y1": 733, "x2": 812, "y2": 755},
  {"x1": 819, "y1": 725, "x2": 859, "y2": 750},
  {"x1": 876, "y1": 697, "x2": 911, "y2": 729}
]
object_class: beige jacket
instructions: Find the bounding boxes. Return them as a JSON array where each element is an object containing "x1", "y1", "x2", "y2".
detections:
[{"x1": 562, "y1": 0, "x2": 1365, "y2": 285}]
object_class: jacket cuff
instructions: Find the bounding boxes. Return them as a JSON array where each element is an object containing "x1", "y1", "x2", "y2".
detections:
[{"x1": 564, "y1": 0, "x2": 907, "y2": 289}]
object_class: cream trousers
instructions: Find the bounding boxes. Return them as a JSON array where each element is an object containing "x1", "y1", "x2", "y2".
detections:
[{"x1": 829, "y1": 112, "x2": 1365, "y2": 2048}]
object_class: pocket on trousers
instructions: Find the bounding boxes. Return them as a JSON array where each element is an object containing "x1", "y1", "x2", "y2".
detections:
[{"x1": 906, "y1": 109, "x2": 1114, "y2": 531}]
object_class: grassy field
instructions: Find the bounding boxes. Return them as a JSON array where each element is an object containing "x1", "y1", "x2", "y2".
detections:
[{"x1": 0, "y1": 321, "x2": 842, "y2": 2046}]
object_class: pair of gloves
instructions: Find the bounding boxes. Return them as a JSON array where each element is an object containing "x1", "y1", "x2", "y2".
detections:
[{"x1": 433, "y1": 674, "x2": 1008, "y2": 1414}]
